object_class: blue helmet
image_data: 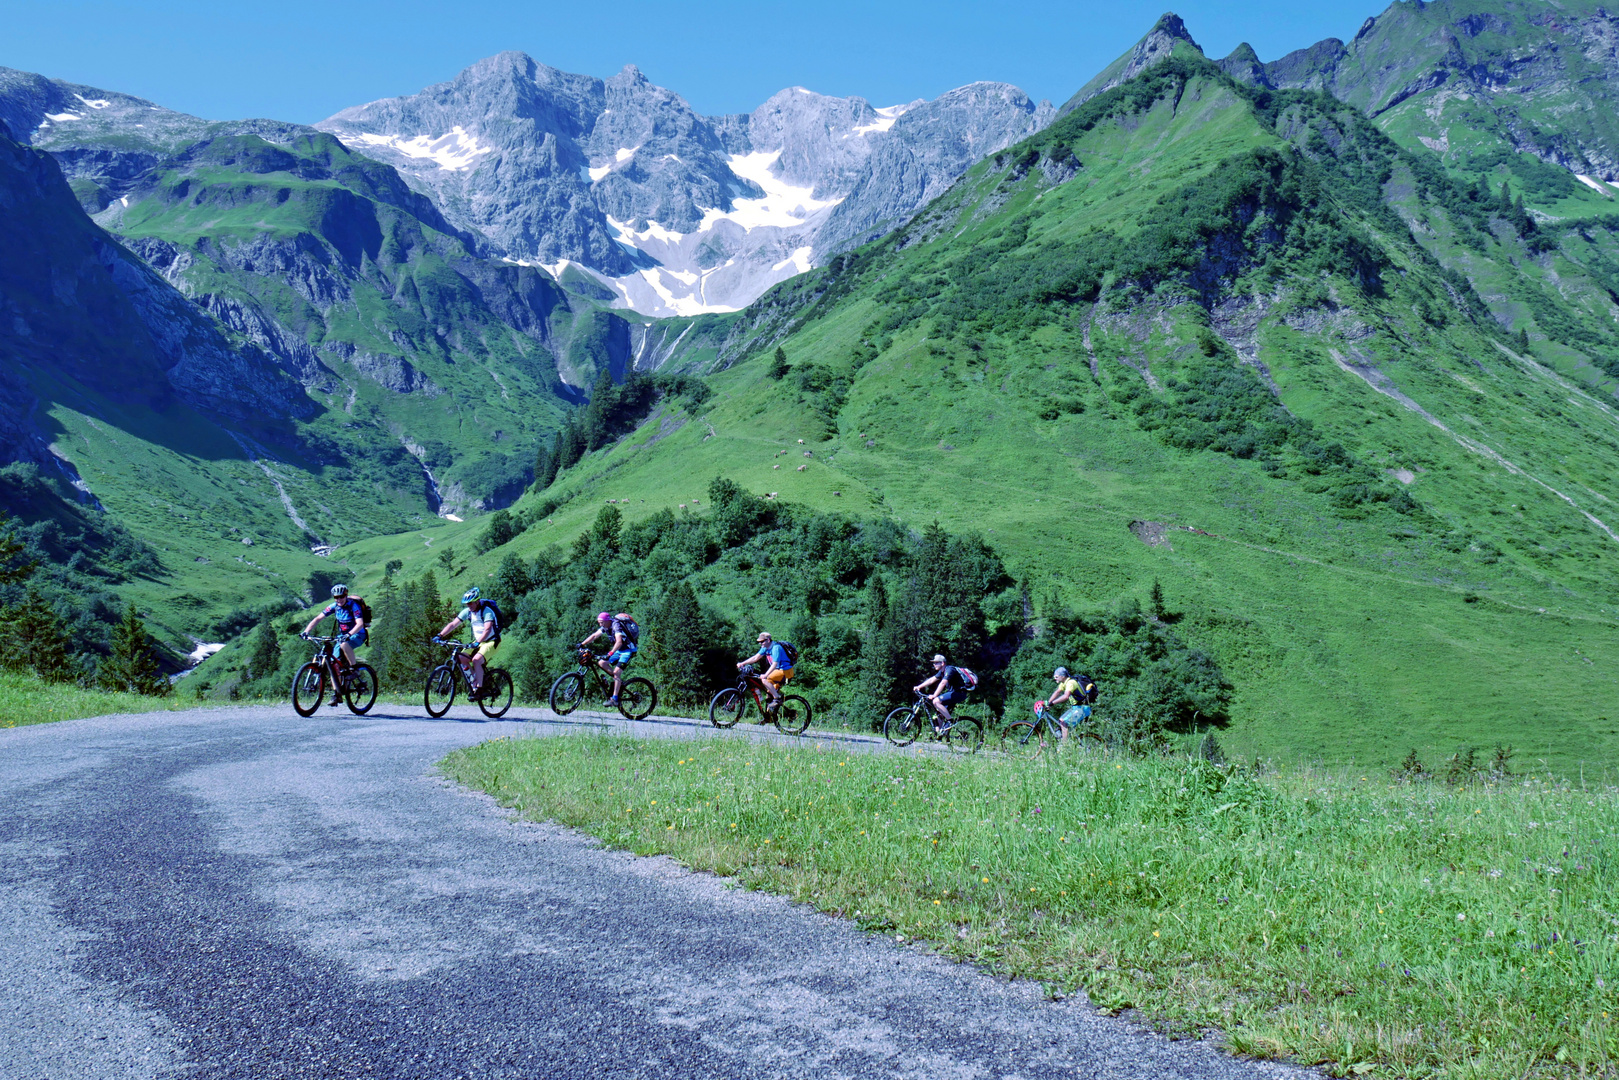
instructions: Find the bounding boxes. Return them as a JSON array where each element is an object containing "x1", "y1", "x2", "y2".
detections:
[{"x1": 462, "y1": 586, "x2": 481, "y2": 604}]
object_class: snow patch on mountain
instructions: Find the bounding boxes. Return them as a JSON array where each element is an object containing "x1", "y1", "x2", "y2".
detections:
[
  {"x1": 705, "y1": 150, "x2": 843, "y2": 230},
  {"x1": 350, "y1": 126, "x2": 493, "y2": 171},
  {"x1": 849, "y1": 103, "x2": 914, "y2": 137}
]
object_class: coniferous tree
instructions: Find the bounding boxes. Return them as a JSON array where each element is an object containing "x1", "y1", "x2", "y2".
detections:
[
  {"x1": 244, "y1": 618, "x2": 282, "y2": 682},
  {"x1": 3, "y1": 591, "x2": 75, "y2": 682},
  {"x1": 369, "y1": 569, "x2": 403, "y2": 688},
  {"x1": 651, "y1": 579, "x2": 706, "y2": 706},
  {"x1": 100, "y1": 603, "x2": 170, "y2": 696},
  {"x1": 767, "y1": 345, "x2": 790, "y2": 379},
  {"x1": 0, "y1": 511, "x2": 36, "y2": 586},
  {"x1": 532, "y1": 445, "x2": 557, "y2": 492},
  {"x1": 857, "y1": 573, "x2": 898, "y2": 712}
]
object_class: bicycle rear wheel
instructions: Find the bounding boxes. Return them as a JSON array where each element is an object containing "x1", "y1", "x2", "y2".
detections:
[
  {"x1": 345, "y1": 664, "x2": 378, "y2": 715},
  {"x1": 478, "y1": 669, "x2": 514, "y2": 718},
  {"x1": 1071, "y1": 730, "x2": 1105, "y2": 754},
  {"x1": 774, "y1": 694, "x2": 811, "y2": 736},
  {"x1": 618, "y1": 676, "x2": 657, "y2": 720},
  {"x1": 708, "y1": 687, "x2": 747, "y2": 728},
  {"x1": 291, "y1": 663, "x2": 326, "y2": 717},
  {"x1": 942, "y1": 717, "x2": 983, "y2": 754},
  {"x1": 883, "y1": 706, "x2": 922, "y2": 746},
  {"x1": 424, "y1": 665, "x2": 457, "y2": 717},
  {"x1": 548, "y1": 671, "x2": 584, "y2": 715},
  {"x1": 998, "y1": 721, "x2": 1048, "y2": 757}
]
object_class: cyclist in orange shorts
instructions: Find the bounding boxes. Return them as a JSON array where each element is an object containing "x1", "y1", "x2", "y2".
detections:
[{"x1": 736, "y1": 631, "x2": 794, "y2": 714}]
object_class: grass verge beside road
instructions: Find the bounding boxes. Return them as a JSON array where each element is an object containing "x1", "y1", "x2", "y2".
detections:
[
  {"x1": 444, "y1": 734, "x2": 1617, "y2": 1079},
  {"x1": 0, "y1": 673, "x2": 203, "y2": 727}
]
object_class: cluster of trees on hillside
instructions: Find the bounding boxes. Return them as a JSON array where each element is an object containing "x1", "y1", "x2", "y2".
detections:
[
  {"x1": 530, "y1": 371, "x2": 712, "y2": 494},
  {"x1": 0, "y1": 505, "x2": 171, "y2": 695},
  {"x1": 227, "y1": 481, "x2": 1230, "y2": 743}
]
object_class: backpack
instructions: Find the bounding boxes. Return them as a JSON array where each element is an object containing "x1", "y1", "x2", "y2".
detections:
[
  {"x1": 1076, "y1": 674, "x2": 1098, "y2": 704},
  {"x1": 614, "y1": 614, "x2": 640, "y2": 644},
  {"x1": 955, "y1": 665, "x2": 979, "y2": 691},
  {"x1": 484, "y1": 599, "x2": 508, "y2": 635},
  {"x1": 354, "y1": 596, "x2": 373, "y2": 624},
  {"x1": 778, "y1": 641, "x2": 799, "y2": 666}
]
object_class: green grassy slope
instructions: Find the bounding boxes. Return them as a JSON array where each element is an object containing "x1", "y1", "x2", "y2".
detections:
[{"x1": 374, "y1": 59, "x2": 1619, "y2": 771}]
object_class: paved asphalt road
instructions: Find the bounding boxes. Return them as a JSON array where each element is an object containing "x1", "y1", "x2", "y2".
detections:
[{"x1": 1, "y1": 703, "x2": 1314, "y2": 1080}]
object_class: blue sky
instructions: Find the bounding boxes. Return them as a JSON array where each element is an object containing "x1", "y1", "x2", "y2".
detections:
[{"x1": 6, "y1": 1, "x2": 1373, "y2": 122}]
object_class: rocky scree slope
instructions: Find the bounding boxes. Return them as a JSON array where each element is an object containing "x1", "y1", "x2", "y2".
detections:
[{"x1": 317, "y1": 52, "x2": 1054, "y2": 317}]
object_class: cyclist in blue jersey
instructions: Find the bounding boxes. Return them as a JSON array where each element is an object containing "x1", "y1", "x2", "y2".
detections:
[
  {"x1": 579, "y1": 611, "x2": 637, "y2": 707},
  {"x1": 436, "y1": 587, "x2": 501, "y2": 699},
  {"x1": 913, "y1": 653, "x2": 969, "y2": 731},
  {"x1": 302, "y1": 584, "x2": 368, "y2": 702},
  {"x1": 736, "y1": 631, "x2": 794, "y2": 715}
]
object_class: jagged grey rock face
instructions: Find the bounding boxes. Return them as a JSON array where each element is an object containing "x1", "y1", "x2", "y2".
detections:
[{"x1": 319, "y1": 54, "x2": 1054, "y2": 317}]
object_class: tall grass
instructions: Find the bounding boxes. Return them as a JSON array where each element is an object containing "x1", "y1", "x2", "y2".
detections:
[
  {"x1": 0, "y1": 672, "x2": 200, "y2": 727},
  {"x1": 444, "y1": 735, "x2": 1618, "y2": 1078}
]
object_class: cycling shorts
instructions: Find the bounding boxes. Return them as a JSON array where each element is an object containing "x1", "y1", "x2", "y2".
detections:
[
  {"x1": 474, "y1": 638, "x2": 500, "y2": 659},
  {"x1": 1059, "y1": 704, "x2": 1092, "y2": 727},
  {"x1": 764, "y1": 667, "x2": 794, "y2": 687},
  {"x1": 607, "y1": 645, "x2": 636, "y2": 666},
  {"x1": 342, "y1": 627, "x2": 367, "y2": 648},
  {"x1": 936, "y1": 688, "x2": 960, "y2": 705}
]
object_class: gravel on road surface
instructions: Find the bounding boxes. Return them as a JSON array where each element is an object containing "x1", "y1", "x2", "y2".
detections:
[{"x1": 1, "y1": 704, "x2": 1315, "y2": 1079}]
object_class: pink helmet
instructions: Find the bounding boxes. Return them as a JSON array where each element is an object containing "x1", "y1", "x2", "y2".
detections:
[{"x1": 597, "y1": 612, "x2": 612, "y2": 624}]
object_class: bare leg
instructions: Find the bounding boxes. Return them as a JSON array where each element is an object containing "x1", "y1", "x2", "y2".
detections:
[
  {"x1": 470, "y1": 654, "x2": 486, "y2": 693},
  {"x1": 611, "y1": 664, "x2": 624, "y2": 698}
]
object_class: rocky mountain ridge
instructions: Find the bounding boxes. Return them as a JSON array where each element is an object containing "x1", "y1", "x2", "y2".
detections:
[{"x1": 317, "y1": 53, "x2": 1054, "y2": 316}]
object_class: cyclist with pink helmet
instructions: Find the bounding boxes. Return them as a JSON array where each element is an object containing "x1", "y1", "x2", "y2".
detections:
[{"x1": 579, "y1": 610, "x2": 639, "y2": 707}]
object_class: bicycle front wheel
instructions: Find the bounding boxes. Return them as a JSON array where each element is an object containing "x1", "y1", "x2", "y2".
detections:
[
  {"x1": 345, "y1": 664, "x2": 378, "y2": 715},
  {"x1": 548, "y1": 671, "x2": 584, "y2": 715},
  {"x1": 774, "y1": 694, "x2": 811, "y2": 736},
  {"x1": 883, "y1": 706, "x2": 922, "y2": 746},
  {"x1": 618, "y1": 676, "x2": 657, "y2": 720},
  {"x1": 291, "y1": 663, "x2": 326, "y2": 717},
  {"x1": 708, "y1": 687, "x2": 747, "y2": 728},
  {"x1": 942, "y1": 717, "x2": 983, "y2": 754},
  {"x1": 424, "y1": 665, "x2": 457, "y2": 717},
  {"x1": 998, "y1": 721, "x2": 1047, "y2": 757},
  {"x1": 478, "y1": 669, "x2": 514, "y2": 719}
]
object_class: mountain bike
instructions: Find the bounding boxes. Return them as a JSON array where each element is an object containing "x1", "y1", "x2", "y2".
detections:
[
  {"x1": 882, "y1": 692, "x2": 983, "y2": 753},
  {"x1": 423, "y1": 639, "x2": 514, "y2": 719},
  {"x1": 547, "y1": 646, "x2": 657, "y2": 720},
  {"x1": 708, "y1": 665, "x2": 811, "y2": 735},
  {"x1": 998, "y1": 701, "x2": 1103, "y2": 757},
  {"x1": 291, "y1": 634, "x2": 377, "y2": 717}
]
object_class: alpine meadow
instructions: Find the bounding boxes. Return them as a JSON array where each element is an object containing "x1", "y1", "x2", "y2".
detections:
[{"x1": 3, "y1": 0, "x2": 1619, "y2": 773}]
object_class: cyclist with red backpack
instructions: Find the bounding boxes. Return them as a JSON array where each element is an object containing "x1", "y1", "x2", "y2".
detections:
[
  {"x1": 736, "y1": 631, "x2": 795, "y2": 715},
  {"x1": 579, "y1": 611, "x2": 639, "y2": 708},
  {"x1": 301, "y1": 584, "x2": 368, "y2": 699},
  {"x1": 914, "y1": 653, "x2": 977, "y2": 732}
]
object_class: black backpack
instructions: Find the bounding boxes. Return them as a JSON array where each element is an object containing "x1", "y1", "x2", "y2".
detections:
[
  {"x1": 354, "y1": 596, "x2": 373, "y2": 624},
  {"x1": 778, "y1": 641, "x2": 799, "y2": 666},
  {"x1": 614, "y1": 614, "x2": 640, "y2": 643},
  {"x1": 1077, "y1": 674, "x2": 1098, "y2": 704}
]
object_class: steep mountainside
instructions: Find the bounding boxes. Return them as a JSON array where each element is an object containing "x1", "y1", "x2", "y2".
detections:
[
  {"x1": 432, "y1": 50, "x2": 1619, "y2": 771},
  {"x1": 0, "y1": 67, "x2": 654, "y2": 515},
  {"x1": 1215, "y1": 0, "x2": 1619, "y2": 190},
  {"x1": 318, "y1": 53, "x2": 1053, "y2": 316}
]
